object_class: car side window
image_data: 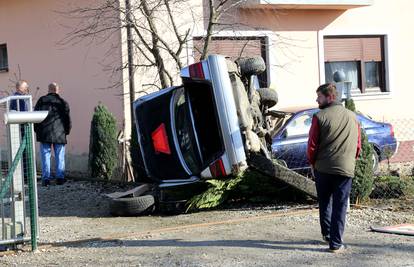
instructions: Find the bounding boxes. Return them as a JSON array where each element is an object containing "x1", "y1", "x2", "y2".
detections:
[{"x1": 285, "y1": 113, "x2": 313, "y2": 138}]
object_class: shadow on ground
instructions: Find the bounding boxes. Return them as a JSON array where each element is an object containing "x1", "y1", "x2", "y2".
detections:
[{"x1": 37, "y1": 180, "x2": 134, "y2": 218}]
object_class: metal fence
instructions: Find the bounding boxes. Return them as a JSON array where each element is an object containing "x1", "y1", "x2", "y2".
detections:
[
  {"x1": 0, "y1": 95, "x2": 39, "y2": 251},
  {"x1": 369, "y1": 117, "x2": 414, "y2": 209}
]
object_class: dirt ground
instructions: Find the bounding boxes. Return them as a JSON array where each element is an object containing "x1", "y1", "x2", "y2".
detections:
[{"x1": 1, "y1": 180, "x2": 414, "y2": 267}]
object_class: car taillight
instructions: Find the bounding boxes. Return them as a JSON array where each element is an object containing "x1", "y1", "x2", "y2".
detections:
[
  {"x1": 189, "y1": 62, "x2": 205, "y2": 79},
  {"x1": 151, "y1": 123, "x2": 171, "y2": 154},
  {"x1": 209, "y1": 158, "x2": 226, "y2": 178}
]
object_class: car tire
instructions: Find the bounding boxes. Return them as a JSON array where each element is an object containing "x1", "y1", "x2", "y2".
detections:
[
  {"x1": 109, "y1": 195, "x2": 155, "y2": 216},
  {"x1": 372, "y1": 151, "x2": 380, "y2": 174},
  {"x1": 257, "y1": 88, "x2": 278, "y2": 108},
  {"x1": 236, "y1": 57, "x2": 266, "y2": 77}
]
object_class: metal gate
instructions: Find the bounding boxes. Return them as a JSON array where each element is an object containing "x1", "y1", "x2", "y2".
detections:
[{"x1": 0, "y1": 95, "x2": 47, "y2": 251}]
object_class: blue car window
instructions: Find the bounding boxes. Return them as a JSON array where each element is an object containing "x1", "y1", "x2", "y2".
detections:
[
  {"x1": 174, "y1": 88, "x2": 202, "y2": 174},
  {"x1": 285, "y1": 113, "x2": 313, "y2": 138}
]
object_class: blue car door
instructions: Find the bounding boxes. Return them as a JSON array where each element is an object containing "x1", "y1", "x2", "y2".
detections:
[{"x1": 272, "y1": 111, "x2": 315, "y2": 170}]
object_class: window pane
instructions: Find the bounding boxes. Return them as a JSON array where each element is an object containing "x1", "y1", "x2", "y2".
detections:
[
  {"x1": 0, "y1": 44, "x2": 8, "y2": 70},
  {"x1": 325, "y1": 61, "x2": 359, "y2": 90},
  {"x1": 286, "y1": 113, "x2": 313, "y2": 138},
  {"x1": 174, "y1": 88, "x2": 202, "y2": 174},
  {"x1": 365, "y1": 61, "x2": 381, "y2": 88}
]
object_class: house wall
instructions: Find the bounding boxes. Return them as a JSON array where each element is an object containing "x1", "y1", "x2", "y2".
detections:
[
  {"x1": 226, "y1": 0, "x2": 414, "y2": 141},
  {"x1": 0, "y1": 0, "x2": 125, "y2": 176}
]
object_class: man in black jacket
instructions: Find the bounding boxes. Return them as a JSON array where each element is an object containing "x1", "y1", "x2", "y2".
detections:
[{"x1": 34, "y1": 83, "x2": 71, "y2": 186}]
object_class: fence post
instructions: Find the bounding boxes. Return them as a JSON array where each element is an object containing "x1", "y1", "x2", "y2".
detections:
[{"x1": 24, "y1": 123, "x2": 37, "y2": 251}]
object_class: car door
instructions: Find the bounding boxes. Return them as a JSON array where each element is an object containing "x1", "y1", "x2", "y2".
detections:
[{"x1": 272, "y1": 111, "x2": 315, "y2": 170}]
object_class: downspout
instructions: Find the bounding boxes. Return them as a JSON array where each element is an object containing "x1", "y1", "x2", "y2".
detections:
[
  {"x1": 125, "y1": 0, "x2": 135, "y2": 121},
  {"x1": 124, "y1": 0, "x2": 136, "y2": 181}
]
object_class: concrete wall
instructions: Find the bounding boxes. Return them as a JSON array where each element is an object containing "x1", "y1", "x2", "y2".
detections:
[{"x1": 0, "y1": 0, "x2": 125, "y2": 176}]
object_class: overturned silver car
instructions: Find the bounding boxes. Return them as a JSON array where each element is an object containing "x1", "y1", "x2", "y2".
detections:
[{"x1": 107, "y1": 55, "x2": 314, "y2": 216}]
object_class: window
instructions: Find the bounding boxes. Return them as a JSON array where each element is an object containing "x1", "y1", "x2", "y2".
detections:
[
  {"x1": 324, "y1": 36, "x2": 386, "y2": 95},
  {"x1": 174, "y1": 88, "x2": 202, "y2": 174},
  {"x1": 0, "y1": 44, "x2": 8, "y2": 72},
  {"x1": 285, "y1": 113, "x2": 313, "y2": 138},
  {"x1": 193, "y1": 36, "x2": 268, "y2": 87}
]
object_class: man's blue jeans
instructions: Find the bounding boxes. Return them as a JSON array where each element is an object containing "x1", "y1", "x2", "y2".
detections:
[{"x1": 40, "y1": 143, "x2": 65, "y2": 181}]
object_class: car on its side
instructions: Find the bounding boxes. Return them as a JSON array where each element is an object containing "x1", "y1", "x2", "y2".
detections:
[
  {"x1": 271, "y1": 107, "x2": 397, "y2": 175},
  {"x1": 133, "y1": 55, "x2": 275, "y2": 186}
]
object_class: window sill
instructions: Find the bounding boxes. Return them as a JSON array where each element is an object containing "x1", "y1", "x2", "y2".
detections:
[
  {"x1": 0, "y1": 68, "x2": 8, "y2": 73},
  {"x1": 350, "y1": 92, "x2": 392, "y2": 101}
]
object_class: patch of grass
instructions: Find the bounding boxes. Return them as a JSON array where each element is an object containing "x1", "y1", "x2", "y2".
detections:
[{"x1": 185, "y1": 169, "x2": 308, "y2": 212}]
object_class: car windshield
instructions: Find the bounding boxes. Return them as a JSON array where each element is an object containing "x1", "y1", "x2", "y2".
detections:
[{"x1": 173, "y1": 88, "x2": 202, "y2": 174}]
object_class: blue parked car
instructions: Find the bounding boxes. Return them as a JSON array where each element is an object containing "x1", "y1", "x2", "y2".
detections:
[{"x1": 271, "y1": 107, "x2": 397, "y2": 175}]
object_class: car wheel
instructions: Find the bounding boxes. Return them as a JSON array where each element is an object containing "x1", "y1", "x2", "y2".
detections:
[
  {"x1": 109, "y1": 194, "x2": 155, "y2": 216},
  {"x1": 257, "y1": 88, "x2": 278, "y2": 108},
  {"x1": 236, "y1": 57, "x2": 266, "y2": 77},
  {"x1": 372, "y1": 151, "x2": 380, "y2": 174}
]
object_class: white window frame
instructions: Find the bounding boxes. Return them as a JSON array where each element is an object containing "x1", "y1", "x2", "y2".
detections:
[{"x1": 318, "y1": 30, "x2": 394, "y2": 100}]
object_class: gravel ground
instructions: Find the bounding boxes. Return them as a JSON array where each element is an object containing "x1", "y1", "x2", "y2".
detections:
[{"x1": 1, "y1": 180, "x2": 414, "y2": 266}]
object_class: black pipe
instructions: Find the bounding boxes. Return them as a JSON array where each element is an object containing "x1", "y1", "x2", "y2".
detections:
[{"x1": 125, "y1": 0, "x2": 135, "y2": 120}]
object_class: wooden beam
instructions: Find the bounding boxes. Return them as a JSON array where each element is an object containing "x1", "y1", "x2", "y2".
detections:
[{"x1": 248, "y1": 154, "x2": 317, "y2": 198}]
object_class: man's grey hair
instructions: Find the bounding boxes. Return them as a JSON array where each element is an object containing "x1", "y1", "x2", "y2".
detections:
[{"x1": 15, "y1": 80, "x2": 28, "y2": 89}]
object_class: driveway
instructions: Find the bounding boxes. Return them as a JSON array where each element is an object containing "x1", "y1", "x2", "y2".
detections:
[{"x1": 1, "y1": 180, "x2": 413, "y2": 266}]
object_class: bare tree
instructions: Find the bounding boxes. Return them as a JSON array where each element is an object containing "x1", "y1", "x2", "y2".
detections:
[
  {"x1": 60, "y1": 0, "x2": 259, "y2": 90},
  {"x1": 60, "y1": 0, "x2": 195, "y2": 90},
  {"x1": 200, "y1": 0, "x2": 248, "y2": 60}
]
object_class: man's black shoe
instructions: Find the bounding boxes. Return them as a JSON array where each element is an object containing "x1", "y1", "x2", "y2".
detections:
[
  {"x1": 41, "y1": 180, "x2": 50, "y2": 187},
  {"x1": 56, "y1": 178, "x2": 67, "y2": 185}
]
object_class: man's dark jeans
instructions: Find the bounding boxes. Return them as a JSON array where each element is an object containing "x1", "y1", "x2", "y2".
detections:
[{"x1": 314, "y1": 170, "x2": 352, "y2": 249}]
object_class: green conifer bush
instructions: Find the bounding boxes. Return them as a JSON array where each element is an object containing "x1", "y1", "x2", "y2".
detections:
[
  {"x1": 345, "y1": 99, "x2": 375, "y2": 203},
  {"x1": 88, "y1": 104, "x2": 118, "y2": 180}
]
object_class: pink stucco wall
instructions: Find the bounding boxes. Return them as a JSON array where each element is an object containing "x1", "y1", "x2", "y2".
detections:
[{"x1": 0, "y1": 0, "x2": 124, "y2": 173}]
